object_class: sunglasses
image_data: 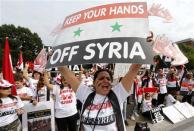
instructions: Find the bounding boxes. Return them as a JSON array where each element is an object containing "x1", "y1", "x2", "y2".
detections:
[{"x1": 0, "y1": 87, "x2": 12, "y2": 90}]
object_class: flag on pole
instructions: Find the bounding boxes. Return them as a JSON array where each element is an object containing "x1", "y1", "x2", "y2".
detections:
[
  {"x1": 16, "y1": 51, "x2": 24, "y2": 70},
  {"x1": 34, "y1": 48, "x2": 47, "y2": 73},
  {"x1": 2, "y1": 37, "x2": 17, "y2": 95}
]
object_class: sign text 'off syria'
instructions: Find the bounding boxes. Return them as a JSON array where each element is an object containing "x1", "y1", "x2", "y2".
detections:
[{"x1": 46, "y1": 37, "x2": 153, "y2": 68}]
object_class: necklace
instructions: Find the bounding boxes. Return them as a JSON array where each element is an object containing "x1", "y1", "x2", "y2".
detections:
[{"x1": 86, "y1": 95, "x2": 107, "y2": 131}]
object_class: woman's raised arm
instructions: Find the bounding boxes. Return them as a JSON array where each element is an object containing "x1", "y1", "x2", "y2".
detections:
[
  {"x1": 58, "y1": 66, "x2": 81, "y2": 92},
  {"x1": 121, "y1": 64, "x2": 142, "y2": 92}
]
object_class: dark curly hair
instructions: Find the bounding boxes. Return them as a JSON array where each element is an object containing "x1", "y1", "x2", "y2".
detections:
[{"x1": 93, "y1": 69, "x2": 113, "y2": 82}]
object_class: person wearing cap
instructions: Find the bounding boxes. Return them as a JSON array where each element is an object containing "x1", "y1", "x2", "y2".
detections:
[{"x1": 0, "y1": 79, "x2": 24, "y2": 131}]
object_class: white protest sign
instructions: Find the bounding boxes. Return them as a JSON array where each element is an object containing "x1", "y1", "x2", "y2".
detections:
[
  {"x1": 184, "y1": 102, "x2": 194, "y2": 117},
  {"x1": 173, "y1": 102, "x2": 194, "y2": 118},
  {"x1": 182, "y1": 102, "x2": 194, "y2": 117},
  {"x1": 162, "y1": 105, "x2": 186, "y2": 124},
  {"x1": 46, "y1": 2, "x2": 154, "y2": 68},
  {"x1": 22, "y1": 101, "x2": 55, "y2": 131},
  {"x1": 113, "y1": 63, "x2": 131, "y2": 79}
]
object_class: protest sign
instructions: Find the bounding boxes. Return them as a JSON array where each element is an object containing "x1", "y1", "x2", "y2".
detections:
[
  {"x1": 113, "y1": 63, "x2": 131, "y2": 79},
  {"x1": 150, "y1": 107, "x2": 164, "y2": 124},
  {"x1": 68, "y1": 64, "x2": 82, "y2": 71},
  {"x1": 162, "y1": 105, "x2": 186, "y2": 124},
  {"x1": 46, "y1": 2, "x2": 154, "y2": 68},
  {"x1": 22, "y1": 101, "x2": 55, "y2": 131},
  {"x1": 34, "y1": 49, "x2": 48, "y2": 73},
  {"x1": 174, "y1": 102, "x2": 194, "y2": 118}
]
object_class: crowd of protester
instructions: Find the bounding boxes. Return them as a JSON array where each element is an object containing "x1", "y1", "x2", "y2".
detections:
[{"x1": 0, "y1": 61, "x2": 194, "y2": 131}]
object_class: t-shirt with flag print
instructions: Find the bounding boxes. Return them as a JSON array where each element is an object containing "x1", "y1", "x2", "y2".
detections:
[
  {"x1": 0, "y1": 96, "x2": 24, "y2": 127},
  {"x1": 76, "y1": 83, "x2": 129, "y2": 131}
]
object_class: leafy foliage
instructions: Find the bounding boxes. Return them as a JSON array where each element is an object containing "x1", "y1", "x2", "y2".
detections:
[
  {"x1": 179, "y1": 44, "x2": 194, "y2": 70},
  {"x1": 0, "y1": 24, "x2": 43, "y2": 69}
]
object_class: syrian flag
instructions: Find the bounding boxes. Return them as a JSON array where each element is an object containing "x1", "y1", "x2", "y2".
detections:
[
  {"x1": 2, "y1": 37, "x2": 17, "y2": 95},
  {"x1": 34, "y1": 48, "x2": 47, "y2": 73},
  {"x1": 47, "y1": 2, "x2": 155, "y2": 68},
  {"x1": 16, "y1": 51, "x2": 24, "y2": 70}
]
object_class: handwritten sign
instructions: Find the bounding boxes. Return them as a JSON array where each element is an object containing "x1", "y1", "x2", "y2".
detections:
[{"x1": 150, "y1": 107, "x2": 164, "y2": 124}]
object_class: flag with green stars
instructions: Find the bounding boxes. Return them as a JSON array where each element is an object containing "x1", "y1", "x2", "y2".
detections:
[{"x1": 47, "y1": 2, "x2": 155, "y2": 68}]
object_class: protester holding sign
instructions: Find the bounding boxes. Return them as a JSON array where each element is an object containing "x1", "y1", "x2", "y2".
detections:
[
  {"x1": 44, "y1": 73, "x2": 78, "y2": 131},
  {"x1": 166, "y1": 70, "x2": 180, "y2": 98},
  {"x1": 156, "y1": 69, "x2": 167, "y2": 105},
  {"x1": 142, "y1": 93, "x2": 153, "y2": 119},
  {"x1": 56, "y1": 64, "x2": 141, "y2": 131},
  {"x1": 141, "y1": 70, "x2": 158, "y2": 107},
  {"x1": 181, "y1": 72, "x2": 194, "y2": 104},
  {"x1": 0, "y1": 79, "x2": 24, "y2": 131}
]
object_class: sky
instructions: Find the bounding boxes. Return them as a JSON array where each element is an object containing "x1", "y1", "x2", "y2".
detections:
[{"x1": 1, "y1": 0, "x2": 194, "y2": 46}]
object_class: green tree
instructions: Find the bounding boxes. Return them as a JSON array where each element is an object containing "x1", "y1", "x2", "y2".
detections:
[
  {"x1": 0, "y1": 24, "x2": 43, "y2": 69},
  {"x1": 179, "y1": 44, "x2": 194, "y2": 70}
]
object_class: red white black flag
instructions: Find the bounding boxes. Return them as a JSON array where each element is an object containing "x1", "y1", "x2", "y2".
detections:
[
  {"x1": 47, "y1": 2, "x2": 155, "y2": 68},
  {"x1": 16, "y1": 51, "x2": 24, "y2": 70}
]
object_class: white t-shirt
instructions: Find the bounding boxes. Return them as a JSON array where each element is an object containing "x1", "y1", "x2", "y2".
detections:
[
  {"x1": 157, "y1": 78, "x2": 167, "y2": 94},
  {"x1": 52, "y1": 85, "x2": 77, "y2": 118},
  {"x1": 81, "y1": 77, "x2": 93, "y2": 87},
  {"x1": 76, "y1": 83, "x2": 129, "y2": 131},
  {"x1": 0, "y1": 96, "x2": 24, "y2": 127},
  {"x1": 28, "y1": 78, "x2": 38, "y2": 98},
  {"x1": 165, "y1": 94, "x2": 176, "y2": 107},
  {"x1": 142, "y1": 99, "x2": 152, "y2": 112},
  {"x1": 37, "y1": 86, "x2": 52, "y2": 102},
  {"x1": 17, "y1": 86, "x2": 34, "y2": 104}
]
